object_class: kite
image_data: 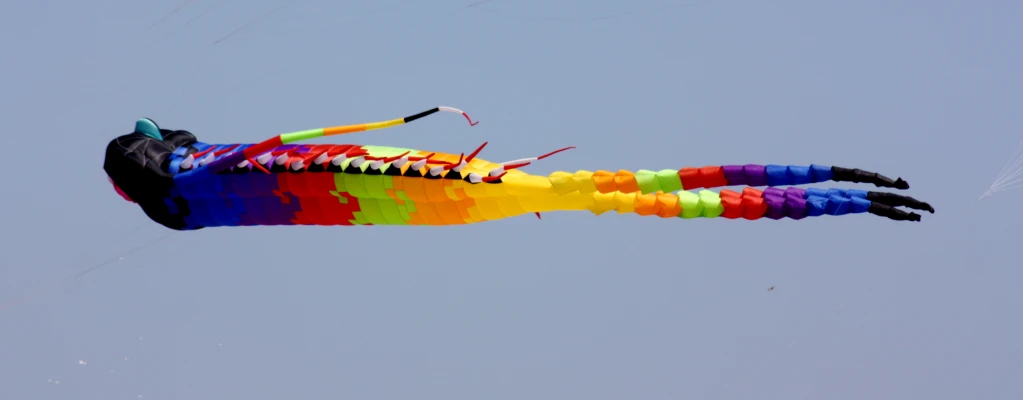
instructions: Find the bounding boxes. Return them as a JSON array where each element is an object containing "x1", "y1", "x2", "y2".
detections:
[{"x1": 103, "y1": 106, "x2": 935, "y2": 230}]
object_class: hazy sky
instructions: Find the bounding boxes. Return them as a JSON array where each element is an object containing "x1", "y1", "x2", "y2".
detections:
[{"x1": 2, "y1": 0, "x2": 1021, "y2": 399}]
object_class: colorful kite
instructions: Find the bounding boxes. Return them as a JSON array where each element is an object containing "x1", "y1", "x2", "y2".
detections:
[{"x1": 103, "y1": 107, "x2": 934, "y2": 230}]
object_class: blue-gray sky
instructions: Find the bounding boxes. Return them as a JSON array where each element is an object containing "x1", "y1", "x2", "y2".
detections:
[{"x1": 2, "y1": 0, "x2": 1021, "y2": 399}]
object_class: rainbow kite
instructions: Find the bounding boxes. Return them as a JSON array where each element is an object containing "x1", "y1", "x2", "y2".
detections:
[{"x1": 103, "y1": 107, "x2": 934, "y2": 230}]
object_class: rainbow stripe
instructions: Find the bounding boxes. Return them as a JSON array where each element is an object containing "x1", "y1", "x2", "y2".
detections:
[{"x1": 158, "y1": 141, "x2": 934, "y2": 229}]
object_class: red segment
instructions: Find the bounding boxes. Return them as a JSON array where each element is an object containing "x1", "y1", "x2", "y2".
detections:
[
  {"x1": 719, "y1": 189, "x2": 744, "y2": 219},
  {"x1": 679, "y1": 166, "x2": 729, "y2": 190},
  {"x1": 286, "y1": 170, "x2": 361, "y2": 226},
  {"x1": 740, "y1": 188, "x2": 767, "y2": 220}
]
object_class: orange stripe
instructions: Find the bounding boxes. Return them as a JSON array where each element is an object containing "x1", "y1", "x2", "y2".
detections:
[
  {"x1": 433, "y1": 201, "x2": 465, "y2": 225},
  {"x1": 592, "y1": 170, "x2": 616, "y2": 193},
  {"x1": 655, "y1": 193, "x2": 681, "y2": 218},
  {"x1": 613, "y1": 170, "x2": 641, "y2": 193},
  {"x1": 323, "y1": 124, "x2": 367, "y2": 135},
  {"x1": 402, "y1": 176, "x2": 429, "y2": 202},
  {"x1": 633, "y1": 193, "x2": 659, "y2": 216},
  {"x1": 454, "y1": 198, "x2": 476, "y2": 223},
  {"x1": 414, "y1": 202, "x2": 446, "y2": 225},
  {"x1": 423, "y1": 179, "x2": 448, "y2": 202}
]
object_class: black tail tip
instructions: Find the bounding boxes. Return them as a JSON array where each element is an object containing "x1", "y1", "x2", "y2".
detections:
[{"x1": 894, "y1": 178, "x2": 910, "y2": 190}]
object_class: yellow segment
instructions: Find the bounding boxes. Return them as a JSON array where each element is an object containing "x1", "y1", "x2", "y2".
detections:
[
  {"x1": 548, "y1": 171, "x2": 579, "y2": 195},
  {"x1": 613, "y1": 192, "x2": 637, "y2": 214},
  {"x1": 573, "y1": 170, "x2": 598, "y2": 194},
  {"x1": 364, "y1": 119, "x2": 405, "y2": 131}
]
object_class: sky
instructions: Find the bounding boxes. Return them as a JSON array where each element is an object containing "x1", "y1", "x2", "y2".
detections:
[{"x1": 2, "y1": 0, "x2": 1022, "y2": 399}]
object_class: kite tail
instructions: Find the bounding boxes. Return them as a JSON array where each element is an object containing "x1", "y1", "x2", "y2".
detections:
[
  {"x1": 495, "y1": 164, "x2": 933, "y2": 222},
  {"x1": 505, "y1": 185, "x2": 933, "y2": 222}
]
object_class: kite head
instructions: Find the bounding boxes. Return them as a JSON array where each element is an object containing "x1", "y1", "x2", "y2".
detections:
[{"x1": 134, "y1": 118, "x2": 163, "y2": 140}]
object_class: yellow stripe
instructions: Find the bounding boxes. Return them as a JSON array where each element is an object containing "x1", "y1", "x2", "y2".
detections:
[{"x1": 364, "y1": 118, "x2": 406, "y2": 131}]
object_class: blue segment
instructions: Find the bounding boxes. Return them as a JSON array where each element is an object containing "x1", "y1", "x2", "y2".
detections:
[
  {"x1": 810, "y1": 164, "x2": 833, "y2": 182},
  {"x1": 784, "y1": 186, "x2": 875, "y2": 219},
  {"x1": 788, "y1": 165, "x2": 812, "y2": 185},
  {"x1": 824, "y1": 195, "x2": 851, "y2": 215},
  {"x1": 846, "y1": 189, "x2": 868, "y2": 199},
  {"x1": 765, "y1": 165, "x2": 791, "y2": 185},
  {"x1": 850, "y1": 197, "x2": 871, "y2": 213},
  {"x1": 805, "y1": 195, "x2": 828, "y2": 217},
  {"x1": 806, "y1": 188, "x2": 829, "y2": 199}
]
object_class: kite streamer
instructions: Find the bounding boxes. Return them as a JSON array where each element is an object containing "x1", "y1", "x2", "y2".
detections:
[{"x1": 103, "y1": 107, "x2": 934, "y2": 230}]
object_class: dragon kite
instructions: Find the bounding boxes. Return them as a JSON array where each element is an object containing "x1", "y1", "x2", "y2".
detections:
[{"x1": 103, "y1": 106, "x2": 935, "y2": 230}]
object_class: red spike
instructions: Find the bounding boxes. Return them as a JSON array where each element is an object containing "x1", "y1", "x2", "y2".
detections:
[
  {"x1": 465, "y1": 142, "x2": 488, "y2": 162},
  {"x1": 482, "y1": 172, "x2": 507, "y2": 182},
  {"x1": 383, "y1": 151, "x2": 410, "y2": 163},
  {"x1": 408, "y1": 152, "x2": 435, "y2": 161},
  {"x1": 444, "y1": 153, "x2": 466, "y2": 170},
  {"x1": 365, "y1": 151, "x2": 410, "y2": 162},
  {"x1": 503, "y1": 161, "x2": 532, "y2": 170},
  {"x1": 535, "y1": 212, "x2": 542, "y2": 219},
  {"x1": 191, "y1": 147, "x2": 215, "y2": 159},
  {"x1": 213, "y1": 144, "x2": 240, "y2": 156},
  {"x1": 301, "y1": 148, "x2": 330, "y2": 165},
  {"x1": 345, "y1": 148, "x2": 369, "y2": 158},
  {"x1": 537, "y1": 146, "x2": 575, "y2": 160},
  {"x1": 248, "y1": 156, "x2": 270, "y2": 174}
]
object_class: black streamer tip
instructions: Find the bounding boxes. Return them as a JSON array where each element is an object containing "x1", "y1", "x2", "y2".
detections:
[
  {"x1": 866, "y1": 192, "x2": 935, "y2": 214},
  {"x1": 868, "y1": 202, "x2": 923, "y2": 222}
]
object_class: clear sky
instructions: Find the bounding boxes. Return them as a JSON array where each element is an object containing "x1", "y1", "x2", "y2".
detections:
[{"x1": 2, "y1": 0, "x2": 1021, "y2": 399}]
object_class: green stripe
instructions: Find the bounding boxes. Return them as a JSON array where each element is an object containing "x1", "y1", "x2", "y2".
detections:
[{"x1": 280, "y1": 129, "x2": 325, "y2": 144}]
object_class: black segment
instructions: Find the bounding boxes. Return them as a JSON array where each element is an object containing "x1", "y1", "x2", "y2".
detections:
[
  {"x1": 831, "y1": 166, "x2": 910, "y2": 189},
  {"x1": 868, "y1": 203, "x2": 921, "y2": 222},
  {"x1": 866, "y1": 192, "x2": 935, "y2": 213},
  {"x1": 403, "y1": 108, "x2": 440, "y2": 123}
]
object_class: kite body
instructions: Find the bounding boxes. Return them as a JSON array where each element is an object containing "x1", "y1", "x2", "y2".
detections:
[{"x1": 103, "y1": 108, "x2": 934, "y2": 231}]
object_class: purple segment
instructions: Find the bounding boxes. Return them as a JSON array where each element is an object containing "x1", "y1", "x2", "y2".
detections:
[
  {"x1": 743, "y1": 164, "x2": 768, "y2": 186},
  {"x1": 722, "y1": 165, "x2": 746, "y2": 185},
  {"x1": 763, "y1": 187, "x2": 785, "y2": 198},
  {"x1": 763, "y1": 193, "x2": 787, "y2": 219},
  {"x1": 722, "y1": 164, "x2": 769, "y2": 187},
  {"x1": 783, "y1": 187, "x2": 808, "y2": 219},
  {"x1": 784, "y1": 187, "x2": 807, "y2": 198}
]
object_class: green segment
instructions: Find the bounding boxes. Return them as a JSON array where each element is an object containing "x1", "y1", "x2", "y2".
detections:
[
  {"x1": 280, "y1": 129, "x2": 325, "y2": 144},
  {"x1": 376, "y1": 199, "x2": 409, "y2": 225},
  {"x1": 356, "y1": 199, "x2": 389, "y2": 225},
  {"x1": 677, "y1": 191, "x2": 703, "y2": 218},
  {"x1": 675, "y1": 190, "x2": 725, "y2": 218},
  {"x1": 362, "y1": 171, "x2": 388, "y2": 199},
  {"x1": 697, "y1": 190, "x2": 725, "y2": 217},
  {"x1": 634, "y1": 170, "x2": 661, "y2": 193},
  {"x1": 655, "y1": 169, "x2": 682, "y2": 192}
]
